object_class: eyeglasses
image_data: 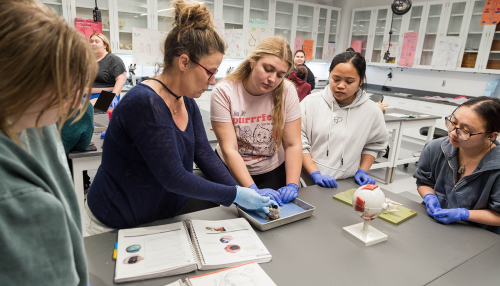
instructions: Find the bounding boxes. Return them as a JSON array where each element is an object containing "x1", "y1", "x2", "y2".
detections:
[
  {"x1": 444, "y1": 116, "x2": 491, "y2": 141},
  {"x1": 191, "y1": 59, "x2": 217, "y2": 82}
]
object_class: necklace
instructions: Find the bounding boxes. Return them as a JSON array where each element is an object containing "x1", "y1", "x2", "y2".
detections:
[
  {"x1": 458, "y1": 142, "x2": 493, "y2": 174},
  {"x1": 150, "y1": 78, "x2": 183, "y2": 115}
]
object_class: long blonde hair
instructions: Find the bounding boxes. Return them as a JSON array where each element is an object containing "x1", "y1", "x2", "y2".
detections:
[
  {"x1": 0, "y1": 0, "x2": 97, "y2": 144},
  {"x1": 89, "y1": 32, "x2": 112, "y2": 53},
  {"x1": 223, "y1": 36, "x2": 293, "y2": 148}
]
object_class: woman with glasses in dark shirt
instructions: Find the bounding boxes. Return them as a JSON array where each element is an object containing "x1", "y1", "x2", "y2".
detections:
[
  {"x1": 85, "y1": 0, "x2": 276, "y2": 235},
  {"x1": 414, "y1": 96, "x2": 500, "y2": 234}
]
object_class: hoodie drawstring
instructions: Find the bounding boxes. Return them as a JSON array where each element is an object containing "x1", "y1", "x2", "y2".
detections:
[
  {"x1": 341, "y1": 108, "x2": 349, "y2": 166},
  {"x1": 327, "y1": 103, "x2": 332, "y2": 157}
]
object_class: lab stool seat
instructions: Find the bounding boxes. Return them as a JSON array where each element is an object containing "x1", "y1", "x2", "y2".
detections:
[{"x1": 419, "y1": 127, "x2": 448, "y2": 139}]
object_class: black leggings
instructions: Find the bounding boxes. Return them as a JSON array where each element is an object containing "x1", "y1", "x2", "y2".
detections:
[{"x1": 215, "y1": 150, "x2": 286, "y2": 190}]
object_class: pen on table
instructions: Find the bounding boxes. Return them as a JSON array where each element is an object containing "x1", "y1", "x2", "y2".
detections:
[{"x1": 113, "y1": 242, "x2": 117, "y2": 259}]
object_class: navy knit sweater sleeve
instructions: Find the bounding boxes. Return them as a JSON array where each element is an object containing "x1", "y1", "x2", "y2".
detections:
[
  {"x1": 191, "y1": 102, "x2": 236, "y2": 186},
  {"x1": 88, "y1": 84, "x2": 237, "y2": 229}
]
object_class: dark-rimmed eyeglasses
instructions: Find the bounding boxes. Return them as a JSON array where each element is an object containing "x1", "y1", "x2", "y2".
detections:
[
  {"x1": 191, "y1": 59, "x2": 217, "y2": 82},
  {"x1": 445, "y1": 116, "x2": 491, "y2": 141}
]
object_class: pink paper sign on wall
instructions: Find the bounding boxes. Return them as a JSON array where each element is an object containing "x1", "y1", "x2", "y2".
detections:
[
  {"x1": 75, "y1": 18, "x2": 103, "y2": 40},
  {"x1": 351, "y1": 41, "x2": 362, "y2": 53},
  {"x1": 398, "y1": 32, "x2": 419, "y2": 67},
  {"x1": 294, "y1": 38, "x2": 303, "y2": 53}
]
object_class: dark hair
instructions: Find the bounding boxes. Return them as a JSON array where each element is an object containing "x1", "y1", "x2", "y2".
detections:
[
  {"x1": 161, "y1": 0, "x2": 224, "y2": 70},
  {"x1": 346, "y1": 47, "x2": 355, "y2": 52},
  {"x1": 328, "y1": 51, "x2": 366, "y2": 90},
  {"x1": 294, "y1": 49, "x2": 305, "y2": 58},
  {"x1": 460, "y1": 96, "x2": 500, "y2": 135},
  {"x1": 296, "y1": 65, "x2": 308, "y2": 80}
]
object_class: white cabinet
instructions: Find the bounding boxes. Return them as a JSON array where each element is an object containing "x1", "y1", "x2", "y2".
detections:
[
  {"x1": 111, "y1": 0, "x2": 151, "y2": 54},
  {"x1": 223, "y1": 0, "x2": 245, "y2": 29},
  {"x1": 70, "y1": 0, "x2": 113, "y2": 48},
  {"x1": 349, "y1": 8, "x2": 374, "y2": 58},
  {"x1": 416, "y1": 1, "x2": 448, "y2": 67},
  {"x1": 358, "y1": 0, "x2": 500, "y2": 74},
  {"x1": 41, "y1": 0, "x2": 71, "y2": 19},
  {"x1": 273, "y1": 1, "x2": 294, "y2": 44}
]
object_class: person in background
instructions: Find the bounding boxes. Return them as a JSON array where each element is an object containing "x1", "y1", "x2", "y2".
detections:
[
  {"x1": 414, "y1": 97, "x2": 500, "y2": 234},
  {"x1": 287, "y1": 50, "x2": 316, "y2": 90},
  {"x1": 60, "y1": 100, "x2": 94, "y2": 190},
  {"x1": 86, "y1": 0, "x2": 276, "y2": 235},
  {"x1": 301, "y1": 49, "x2": 388, "y2": 188},
  {"x1": 88, "y1": 33, "x2": 127, "y2": 105},
  {"x1": 211, "y1": 36, "x2": 303, "y2": 207},
  {"x1": 288, "y1": 65, "x2": 311, "y2": 102},
  {"x1": 0, "y1": 0, "x2": 97, "y2": 284}
]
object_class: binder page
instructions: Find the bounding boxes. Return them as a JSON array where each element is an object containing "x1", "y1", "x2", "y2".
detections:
[
  {"x1": 116, "y1": 222, "x2": 195, "y2": 280},
  {"x1": 190, "y1": 219, "x2": 271, "y2": 265},
  {"x1": 189, "y1": 262, "x2": 276, "y2": 286}
]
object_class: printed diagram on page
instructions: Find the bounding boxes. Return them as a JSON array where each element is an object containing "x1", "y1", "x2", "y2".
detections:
[
  {"x1": 189, "y1": 263, "x2": 276, "y2": 286},
  {"x1": 192, "y1": 220, "x2": 269, "y2": 265}
]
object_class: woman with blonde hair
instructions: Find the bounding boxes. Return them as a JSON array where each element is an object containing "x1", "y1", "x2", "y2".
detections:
[
  {"x1": 211, "y1": 36, "x2": 303, "y2": 206},
  {"x1": 86, "y1": 0, "x2": 276, "y2": 234},
  {"x1": 0, "y1": 0, "x2": 96, "y2": 284},
  {"x1": 88, "y1": 32, "x2": 126, "y2": 102}
]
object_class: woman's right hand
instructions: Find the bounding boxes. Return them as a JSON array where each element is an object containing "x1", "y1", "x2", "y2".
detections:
[
  {"x1": 234, "y1": 186, "x2": 278, "y2": 213},
  {"x1": 248, "y1": 184, "x2": 283, "y2": 206}
]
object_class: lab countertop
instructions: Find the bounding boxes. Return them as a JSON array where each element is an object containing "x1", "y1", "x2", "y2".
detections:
[
  {"x1": 84, "y1": 182, "x2": 500, "y2": 286},
  {"x1": 366, "y1": 84, "x2": 462, "y2": 106}
]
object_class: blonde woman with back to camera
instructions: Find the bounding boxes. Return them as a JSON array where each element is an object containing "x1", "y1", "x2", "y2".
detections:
[
  {"x1": 0, "y1": 0, "x2": 97, "y2": 285},
  {"x1": 86, "y1": 0, "x2": 277, "y2": 235},
  {"x1": 211, "y1": 36, "x2": 303, "y2": 207}
]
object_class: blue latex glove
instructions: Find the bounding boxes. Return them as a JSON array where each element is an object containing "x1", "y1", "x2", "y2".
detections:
[
  {"x1": 310, "y1": 171, "x2": 338, "y2": 188},
  {"x1": 248, "y1": 184, "x2": 283, "y2": 206},
  {"x1": 277, "y1": 183, "x2": 299, "y2": 204},
  {"x1": 423, "y1": 193, "x2": 442, "y2": 216},
  {"x1": 354, "y1": 169, "x2": 376, "y2": 186},
  {"x1": 433, "y1": 208, "x2": 470, "y2": 224},
  {"x1": 234, "y1": 186, "x2": 277, "y2": 212}
]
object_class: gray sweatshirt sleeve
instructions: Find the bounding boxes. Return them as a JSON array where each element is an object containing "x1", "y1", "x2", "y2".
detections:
[
  {"x1": 361, "y1": 109, "x2": 389, "y2": 158},
  {"x1": 300, "y1": 100, "x2": 311, "y2": 154}
]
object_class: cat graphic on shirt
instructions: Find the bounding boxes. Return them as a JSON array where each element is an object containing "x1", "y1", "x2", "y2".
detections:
[{"x1": 235, "y1": 124, "x2": 276, "y2": 162}]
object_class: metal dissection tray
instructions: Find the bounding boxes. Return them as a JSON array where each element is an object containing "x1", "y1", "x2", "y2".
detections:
[{"x1": 236, "y1": 198, "x2": 315, "y2": 231}]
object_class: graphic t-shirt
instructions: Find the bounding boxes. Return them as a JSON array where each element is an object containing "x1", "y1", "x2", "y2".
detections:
[{"x1": 211, "y1": 80, "x2": 301, "y2": 175}]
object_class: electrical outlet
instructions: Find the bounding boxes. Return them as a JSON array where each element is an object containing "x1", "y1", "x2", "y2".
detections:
[{"x1": 442, "y1": 80, "x2": 446, "y2": 87}]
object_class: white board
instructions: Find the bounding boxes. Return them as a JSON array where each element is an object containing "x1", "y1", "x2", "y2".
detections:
[
  {"x1": 431, "y1": 36, "x2": 464, "y2": 70},
  {"x1": 132, "y1": 28, "x2": 168, "y2": 66},
  {"x1": 246, "y1": 19, "x2": 271, "y2": 56},
  {"x1": 225, "y1": 29, "x2": 244, "y2": 58}
]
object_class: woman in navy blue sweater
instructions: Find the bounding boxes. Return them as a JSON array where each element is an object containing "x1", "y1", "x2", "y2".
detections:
[{"x1": 85, "y1": 0, "x2": 275, "y2": 234}]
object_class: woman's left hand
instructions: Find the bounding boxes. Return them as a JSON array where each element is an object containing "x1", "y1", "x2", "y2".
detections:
[
  {"x1": 354, "y1": 170, "x2": 376, "y2": 186},
  {"x1": 277, "y1": 183, "x2": 299, "y2": 204}
]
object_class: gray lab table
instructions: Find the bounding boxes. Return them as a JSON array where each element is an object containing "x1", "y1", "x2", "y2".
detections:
[
  {"x1": 427, "y1": 242, "x2": 500, "y2": 286},
  {"x1": 84, "y1": 180, "x2": 500, "y2": 286}
]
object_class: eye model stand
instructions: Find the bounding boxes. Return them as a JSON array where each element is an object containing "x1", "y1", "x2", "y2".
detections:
[{"x1": 343, "y1": 184, "x2": 389, "y2": 246}]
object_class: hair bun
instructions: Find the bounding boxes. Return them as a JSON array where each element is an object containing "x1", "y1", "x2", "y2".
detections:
[
  {"x1": 346, "y1": 47, "x2": 355, "y2": 52},
  {"x1": 173, "y1": 0, "x2": 213, "y2": 32}
]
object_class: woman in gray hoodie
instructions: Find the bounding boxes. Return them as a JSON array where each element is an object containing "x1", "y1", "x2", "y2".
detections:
[
  {"x1": 301, "y1": 50, "x2": 389, "y2": 188},
  {"x1": 414, "y1": 97, "x2": 500, "y2": 234}
]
